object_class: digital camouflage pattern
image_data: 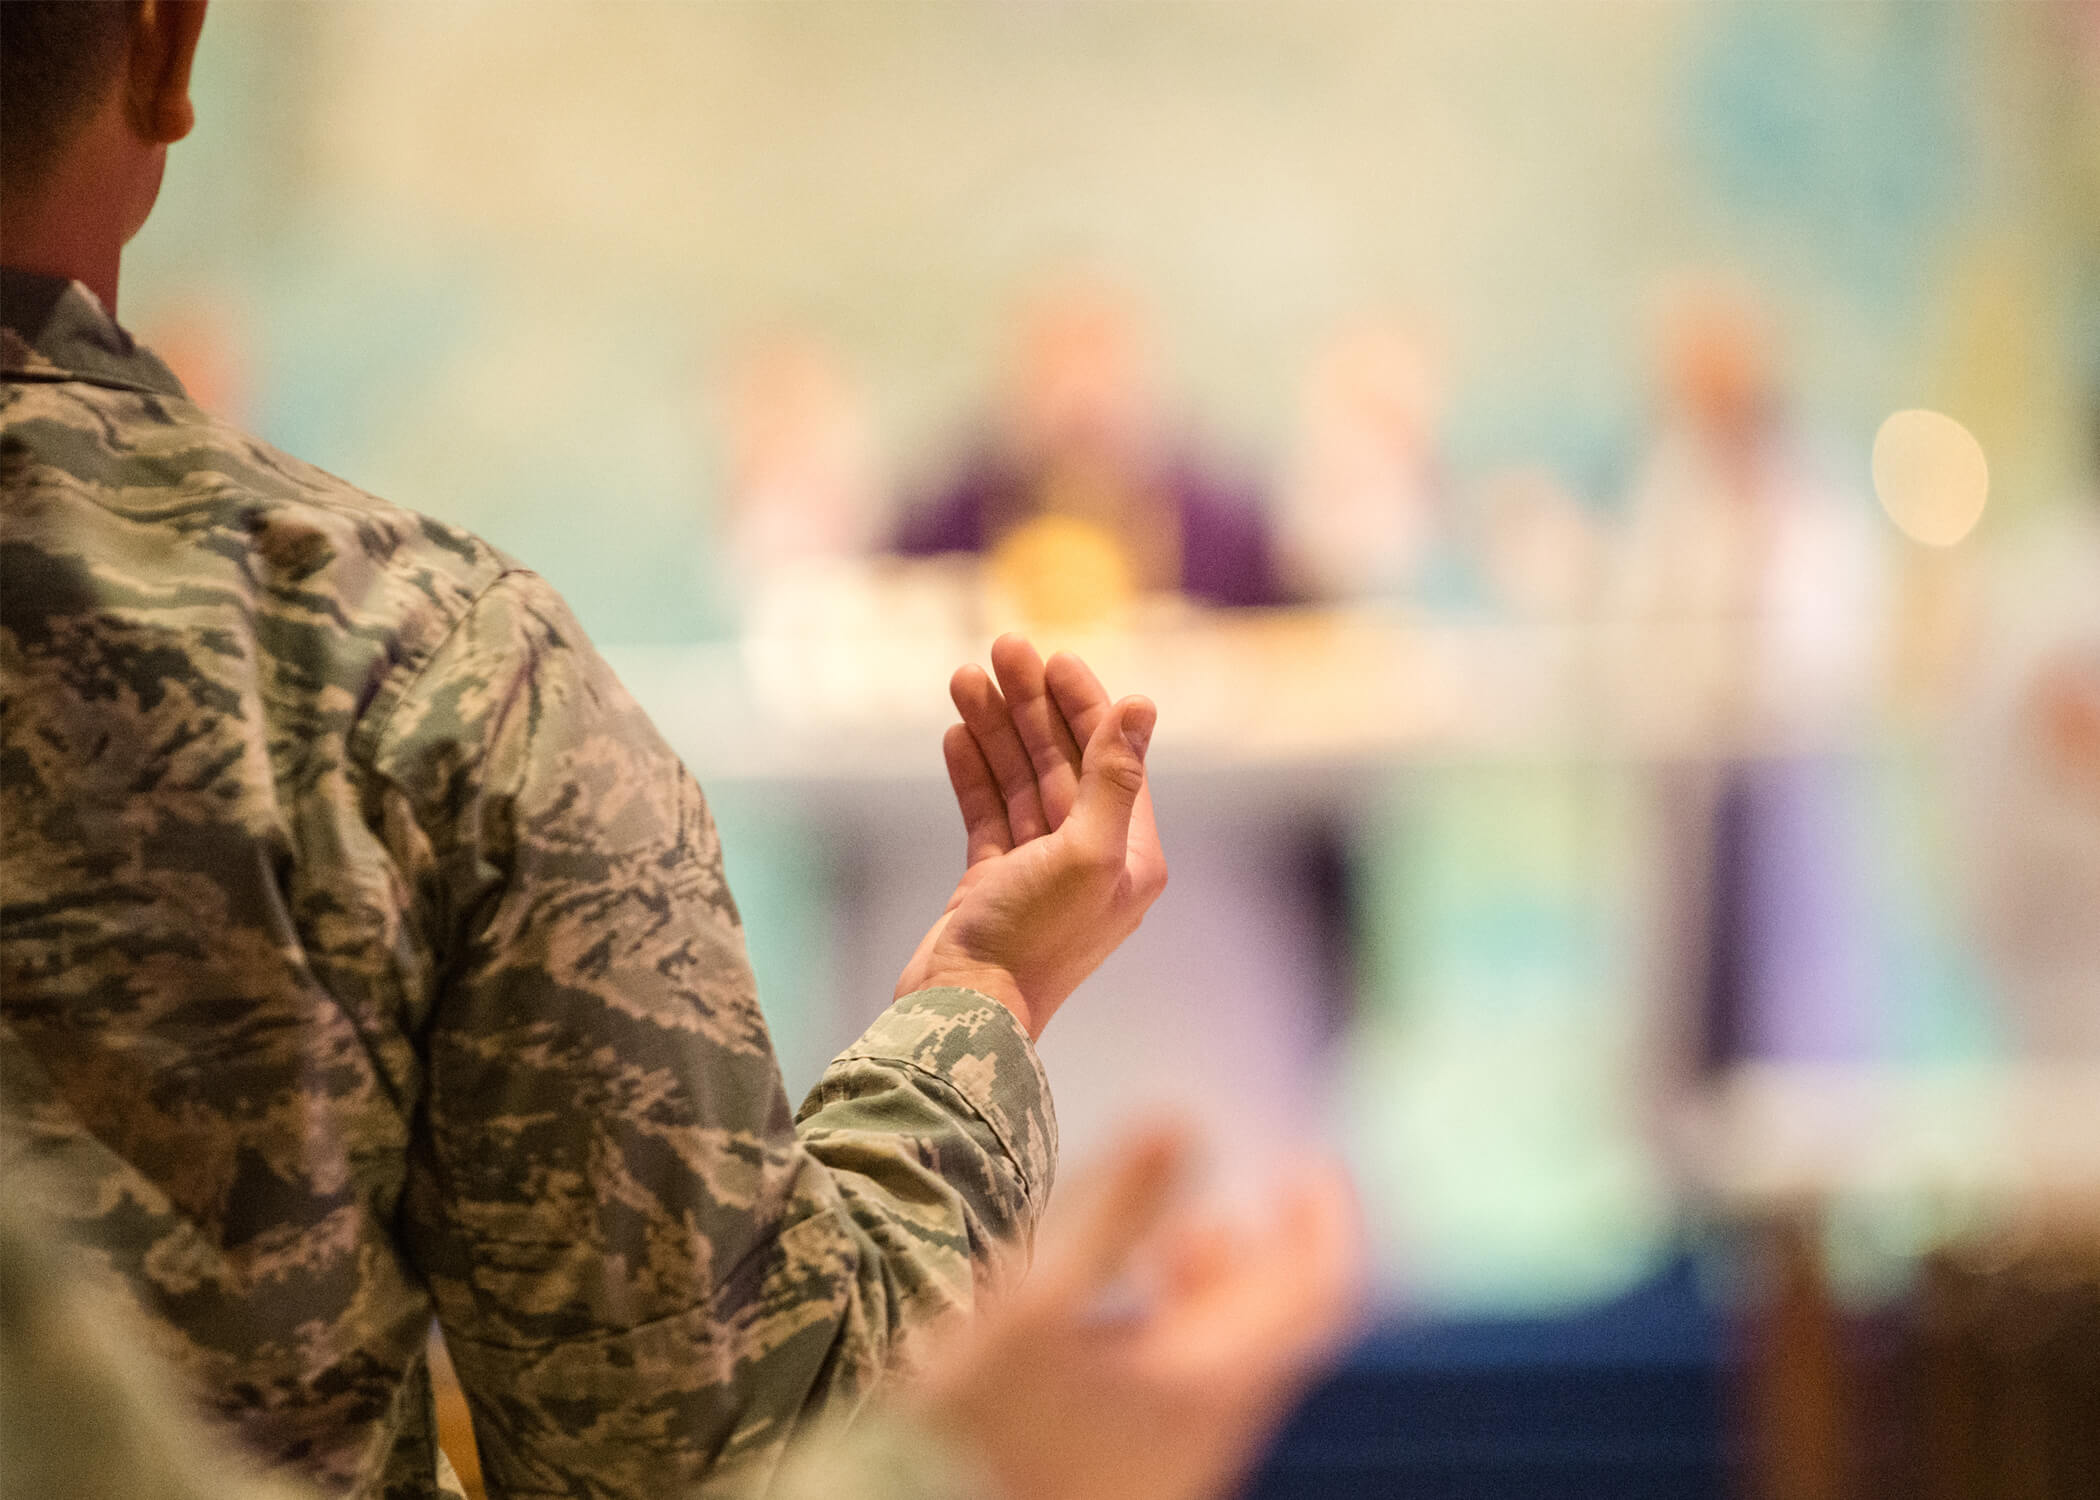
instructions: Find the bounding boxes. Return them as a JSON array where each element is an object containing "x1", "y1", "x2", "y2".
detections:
[
  {"x1": 2, "y1": 1178, "x2": 988, "y2": 1500},
  {"x1": 0, "y1": 269, "x2": 1055, "y2": 1499}
]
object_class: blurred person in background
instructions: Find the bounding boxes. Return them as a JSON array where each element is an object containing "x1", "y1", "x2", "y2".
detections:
[
  {"x1": 1278, "y1": 319, "x2": 1460, "y2": 607},
  {"x1": 1615, "y1": 277, "x2": 1888, "y2": 1086},
  {"x1": 1616, "y1": 277, "x2": 1885, "y2": 732},
  {"x1": 710, "y1": 329, "x2": 913, "y2": 659},
  {"x1": 138, "y1": 291, "x2": 251, "y2": 425},
  {"x1": 715, "y1": 330, "x2": 884, "y2": 594},
  {"x1": 1334, "y1": 455, "x2": 1668, "y2": 1307},
  {"x1": 894, "y1": 274, "x2": 1282, "y2": 626},
  {"x1": 0, "y1": 6, "x2": 1361, "y2": 1498}
]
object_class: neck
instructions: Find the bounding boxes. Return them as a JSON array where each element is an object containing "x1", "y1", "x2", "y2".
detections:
[
  {"x1": 0, "y1": 220, "x2": 122, "y2": 314},
  {"x1": 1, "y1": 125, "x2": 166, "y2": 319}
]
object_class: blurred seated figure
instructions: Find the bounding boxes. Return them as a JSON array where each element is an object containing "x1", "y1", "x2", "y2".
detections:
[
  {"x1": 712, "y1": 330, "x2": 995, "y2": 746},
  {"x1": 1279, "y1": 321, "x2": 1458, "y2": 605},
  {"x1": 717, "y1": 330, "x2": 884, "y2": 589},
  {"x1": 1616, "y1": 276, "x2": 1885, "y2": 735},
  {"x1": 713, "y1": 330, "x2": 931, "y2": 672},
  {"x1": 1616, "y1": 277, "x2": 1888, "y2": 1085},
  {"x1": 894, "y1": 275, "x2": 1282, "y2": 624}
]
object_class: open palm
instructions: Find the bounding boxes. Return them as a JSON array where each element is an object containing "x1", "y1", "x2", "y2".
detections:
[{"x1": 896, "y1": 636, "x2": 1166, "y2": 1039}]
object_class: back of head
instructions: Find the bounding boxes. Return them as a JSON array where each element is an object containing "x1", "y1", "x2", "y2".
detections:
[{"x1": 0, "y1": 1, "x2": 141, "y2": 204}]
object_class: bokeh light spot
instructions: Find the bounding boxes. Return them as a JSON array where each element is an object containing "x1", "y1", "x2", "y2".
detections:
[{"x1": 1871, "y1": 408, "x2": 1989, "y2": 547}]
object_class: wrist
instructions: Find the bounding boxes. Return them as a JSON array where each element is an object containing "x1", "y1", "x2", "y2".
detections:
[{"x1": 910, "y1": 964, "x2": 1039, "y2": 1040}]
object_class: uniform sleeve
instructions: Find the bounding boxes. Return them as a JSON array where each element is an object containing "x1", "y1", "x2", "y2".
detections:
[{"x1": 369, "y1": 570, "x2": 1055, "y2": 1499}]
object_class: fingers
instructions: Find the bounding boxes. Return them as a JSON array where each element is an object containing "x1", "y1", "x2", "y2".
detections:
[
  {"x1": 1253, "y1": 1162, "x2": 1365, "y2": 1371},
  {"x1": 943, "y1": 723, "x2": 1013, "y2": 866},
  {"x1": 1050, "y1": 646, "x2": 1167, "y2": 892},
  {"x1": 1045, "y1": 649, "x2": 1114, "y2": 747},
  {"x1": 1065, "y1": 695, "x2": 1158, "y2": 871},
  {"x1": 952, "y1": 637, "x2": 1119, "y2": 843},
  {"x1": 950, "y1": 664, "x2": 1050, "y2": 843},
  {"x1": 1147, "y1": 1160, "x2": 1364, "y2": 1389},
  {"x1": 1033, "y1": 1124, "x2": 1191, "y2": 1305},
  {"x1": 992, "y1": 634, "x2": 1086, "y2": 828}
]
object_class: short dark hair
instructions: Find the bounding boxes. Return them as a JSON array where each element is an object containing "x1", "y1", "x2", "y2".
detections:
[{"x1": 0, "y1": 1, "x2": 141, "y2": 198}]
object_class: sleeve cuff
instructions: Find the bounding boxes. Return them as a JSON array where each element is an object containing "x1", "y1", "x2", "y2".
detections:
[{"x1": 835, "y1": 988, "x2": 1057, "y2": 1212}]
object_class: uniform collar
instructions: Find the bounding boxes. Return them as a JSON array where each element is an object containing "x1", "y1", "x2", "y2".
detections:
[{"x1": 0, "y1": 267, "x2": 189, "y2": 400}]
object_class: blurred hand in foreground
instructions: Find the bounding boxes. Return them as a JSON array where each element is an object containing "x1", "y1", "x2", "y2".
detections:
[
  {"x1": 897, "y1": 634, "x2": 1167, "y2": 1038},
  {"x1": 911, "y1": 1127, "x2": 1364, "y2": 1500}
]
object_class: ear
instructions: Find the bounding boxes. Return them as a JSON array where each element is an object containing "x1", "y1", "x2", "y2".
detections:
[{"x1": 127, "y1": 1, "x2": 209, "y2": 146}]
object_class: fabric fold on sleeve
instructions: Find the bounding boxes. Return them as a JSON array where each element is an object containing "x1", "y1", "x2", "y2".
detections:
[{"x1": 806, "y1": 988, "x2": 1056, "y2": 1219}]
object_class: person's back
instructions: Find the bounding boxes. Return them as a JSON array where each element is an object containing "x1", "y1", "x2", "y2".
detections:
[
  {"x1": 2, "y1": 266, "x2": 1071, "y2": 1496},
  {"x1": 4, "y1": 267, "x2": 511, "y2": 1489}
]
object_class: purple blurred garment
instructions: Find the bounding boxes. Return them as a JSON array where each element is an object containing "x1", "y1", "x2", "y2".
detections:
[
  {"x1": 894, "y1": 443, "x2": 1285, "y2": 608},
  {"x1": 1700, "y1": 757, "x2": 1880, "y2": 1070}
]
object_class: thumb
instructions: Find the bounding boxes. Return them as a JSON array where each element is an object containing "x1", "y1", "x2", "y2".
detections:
[{"x1": 1066, "y1": 695, "x2": 1155, "y2": 864}]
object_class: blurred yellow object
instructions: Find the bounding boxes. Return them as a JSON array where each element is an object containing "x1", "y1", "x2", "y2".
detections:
[
  {"x1": 428, "y1": 1329, "x2": 486, "y2": 1500},
  {"x1": 1872, "y1": 409, "x2": 1990, "y2": 547},
  {"x1": 989, "y1": 513, "x2": 1140, "y2": 628}
]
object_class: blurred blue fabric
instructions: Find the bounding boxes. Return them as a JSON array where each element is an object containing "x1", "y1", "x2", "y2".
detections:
[{"x1": 1247, "y1": 1255, "x2": 1729, "y2": 1499}]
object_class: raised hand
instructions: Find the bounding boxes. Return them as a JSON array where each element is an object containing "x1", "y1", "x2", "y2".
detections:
[
  {"x1": 896, "y1": 635, "x2": 1167, "y2": 1039},
  {"x1": 908, "y1": 1127, "x2": 1363, "y2": 1500}
]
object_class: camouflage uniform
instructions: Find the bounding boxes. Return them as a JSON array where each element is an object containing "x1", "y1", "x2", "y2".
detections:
[
  {"x1": 1, "y1": 1187, "x2": 989, "y2": 1500},
  {"x1": 0, "y1": 269, "x2": 1054, "y2": 1499}
]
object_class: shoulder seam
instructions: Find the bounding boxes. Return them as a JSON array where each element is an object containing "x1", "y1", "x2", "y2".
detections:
[{"x1": 352, "y1": 566, "x2": 539, "y2": 772}]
